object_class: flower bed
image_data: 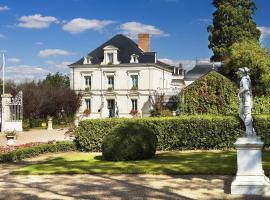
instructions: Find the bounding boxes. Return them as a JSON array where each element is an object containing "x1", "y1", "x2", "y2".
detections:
[
  {"x1": 0, "y1": 141, "x2": 57, "y2": 154},
  {"x1": 0, "y1": 141, "x2": 76, "y2": 163}
]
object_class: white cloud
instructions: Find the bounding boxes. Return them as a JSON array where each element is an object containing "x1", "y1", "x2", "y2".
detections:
[
  {"x1": 119, "y1": 22, "x2": 169, "y2": 38},
  {"x1": 63, "y1": 18, "x2": 115, "y2": 34},
  {"x1": 46, "y1": 61, "x2": 72, "y2": 68},
  {"x1": 7, "y1": 58, "x2": 21, "y2": 63},
  {"x1": 0, "y1": 5, "x2": 10, "y2": 11},
  {"x1": 38, "y1": 49, "x2": 73, "y2": 57},
  {"x1": 5, "y1": 65, "x2": 49, "y2": 83},
  {"x1": 159, "y1": 58, "x2": 210, "y2": 72},
  {"x1": 0, "y1": 33, "x2": 5, "y2": 38},
  {"x1": 258, "y1": 26, "x2": 270, "y2": 41},
  {"x1": 6, "y1": 65, "x2": 48, "y2": 74},
  {"x1": 35, "y1": 42, "x2": 43, "y2": 45},
  {"x1": 197, "y1": 18, "x2": 211, "y2": 23},
  {"x1": 17, "y1": 14, "x2": 59, "y2": 29}
]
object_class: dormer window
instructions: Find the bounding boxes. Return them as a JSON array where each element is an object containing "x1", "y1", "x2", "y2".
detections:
[
  {"x1": 130, "y1": 54, "x2": 139, "y2": 63},
  {"x1": 101, "y1": 45, "x2": 120, "y2": 65},
  {"x1": 108, "y1": 53, "x2": 114, "y2": 64},
  {"x1": 83, "y1": 56, "x2": 92, "y2": 64}
]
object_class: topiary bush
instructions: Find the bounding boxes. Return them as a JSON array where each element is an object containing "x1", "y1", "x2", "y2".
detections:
[{"x1": 102, "y1": 122, "x2": 157, "y2": 161}]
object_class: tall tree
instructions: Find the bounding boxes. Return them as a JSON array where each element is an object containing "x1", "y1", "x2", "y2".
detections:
[{"x1": 208, "y1": 0, "x2": 261, "y2": 62}]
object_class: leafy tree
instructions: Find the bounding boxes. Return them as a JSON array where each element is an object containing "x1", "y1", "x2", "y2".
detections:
[
  {"x1": 42, "y1": 72, "x2": 70, "y2": 88},
  {"x1": 225, "y1": 40, "x2": 270, "y2": 95},
  {"x1": 0, "y1": 79, "x2": 16, "y2": 95},
  {"x1": 208, "y1": 0, "x2": 260, "y2": 61}
]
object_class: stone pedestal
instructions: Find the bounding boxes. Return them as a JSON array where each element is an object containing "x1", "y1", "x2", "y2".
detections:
[
  {"x1": 47, "y1": 119, "x2": 53, "y2": 130},
  {"x1": 6, "y1": 136, "x2": 15, "y2": 145},
  {"x1": 231, "y1": 137, "x2": 270, "y2": 195},
  {"x1": 74, "y1": 114, "x2": 80, "y2": 128}
]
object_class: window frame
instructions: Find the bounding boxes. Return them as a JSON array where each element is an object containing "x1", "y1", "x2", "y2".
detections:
[
  {"x1": 84, "y1": 76, "x2": 91, "y2": 89},
  {"x1": 107, "y1": 53, "x2": 114, "y2": 64},
  {"x1": 131, "y1": 75, "x2": 138, "y2": 88},
  {"x1": 131, "y1": 99, "x2": 138, "y2": 111},
  {"x1": 85, "y1": 99, "x2": 91, "y2": 110},
  {"x1": 107, "y1": 75, "x2": 114, "y2": 89}
]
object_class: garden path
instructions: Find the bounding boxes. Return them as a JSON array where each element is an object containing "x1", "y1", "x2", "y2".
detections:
[{"x1": 0, "y1": 128, "x2": 70, "y2": 147}]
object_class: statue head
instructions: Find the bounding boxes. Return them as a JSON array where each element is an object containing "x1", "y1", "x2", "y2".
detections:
[{"x1": 238, "y1": 67, "x2": 249, "y2": 77}]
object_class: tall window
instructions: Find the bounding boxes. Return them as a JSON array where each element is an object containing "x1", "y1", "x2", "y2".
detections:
[
  {"x1": 107, "y1": 76, "x2": 114, "y2": 89},
  {"x1": 107, "y1": 53, "x2": 114, "y2": 64},
  {"x1": 85, "y1": 99, "x2": 91, "y2": 110},
  {"x1": 84, "y1": 76, "x2": 91, "y2": 89},
  {"x1": 131, "y1": 99, "x2": 138, "y2": 110},
  {"x1": 131, "y1": 75, "x2": 138, "y2": 89}
]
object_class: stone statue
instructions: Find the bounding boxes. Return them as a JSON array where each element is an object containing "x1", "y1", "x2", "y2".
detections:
[{"x1": 238, "y1": 67, "x2": 255, "y2": 137}]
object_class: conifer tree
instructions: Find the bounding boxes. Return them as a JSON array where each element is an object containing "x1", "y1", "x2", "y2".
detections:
[{"x1": 208, "y1": 0, "x2": 260, "y2": 61}]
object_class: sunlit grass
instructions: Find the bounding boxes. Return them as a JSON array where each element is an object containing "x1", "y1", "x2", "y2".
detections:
[{"x1": 12, "y1": 150, "x2": 270, "y2": 175}]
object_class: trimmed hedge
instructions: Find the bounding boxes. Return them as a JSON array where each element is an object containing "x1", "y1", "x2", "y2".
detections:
[
  {"x1": 102, "y1": 122, "x2": 157, "y2": 161},
  {"x1": 75, "y1": 115, "x2": 270, "y2": 152},
  {"x1": 0, "y1": 141, "x2": 76, "y2": 163}
]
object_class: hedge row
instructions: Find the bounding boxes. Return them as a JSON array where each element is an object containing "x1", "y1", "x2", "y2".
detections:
[
  {"x1": 0, "y1": 141, "x2": 76, "y2": 163},
  {"x1": 75, "y1": 115, "x2": 270, "y2": 152}
]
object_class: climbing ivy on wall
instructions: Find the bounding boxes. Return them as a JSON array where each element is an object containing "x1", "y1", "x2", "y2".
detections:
[{"x1": 179, "y1": 71, "x2": 239, "y2": 115}]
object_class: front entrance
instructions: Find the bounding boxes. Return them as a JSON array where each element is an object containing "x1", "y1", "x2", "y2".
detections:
[{"x1": 107, "y1": 99, "x2": 115, "y2": 118}]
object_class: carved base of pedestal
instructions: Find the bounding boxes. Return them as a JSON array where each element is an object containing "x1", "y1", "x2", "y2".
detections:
[
  {"x1": 231, "y1": 137, "x2": 270, "y2": 195},
  {"x1": 231, "y1": 175, "x2": 270, "y2": 195}
]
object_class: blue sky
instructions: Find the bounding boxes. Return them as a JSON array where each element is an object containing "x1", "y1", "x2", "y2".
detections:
[{"x1": 0, "y1": 0, "x2": 269, "y2": 82}]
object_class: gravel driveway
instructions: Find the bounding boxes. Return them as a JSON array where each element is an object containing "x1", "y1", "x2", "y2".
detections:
[
  {"x1": 0, "y1": 128, "x2": 70, "y2": 147},
  {"x1": 0, "y1": 161, "x2": 269, "y2": 200}
]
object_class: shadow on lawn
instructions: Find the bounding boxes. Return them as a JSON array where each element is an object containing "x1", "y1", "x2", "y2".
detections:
[{"x1": 12, "y1": 151, "x2": 238, "y2": 175}]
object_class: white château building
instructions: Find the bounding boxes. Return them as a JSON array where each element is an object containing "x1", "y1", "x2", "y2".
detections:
[{"x1": 69, "y1": 34, "x2": 184, "y2": 118}]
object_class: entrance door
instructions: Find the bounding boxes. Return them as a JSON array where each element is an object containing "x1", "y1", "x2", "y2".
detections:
[{"x1": 107, "y1": 99, "x2": 115, "y2": 118}]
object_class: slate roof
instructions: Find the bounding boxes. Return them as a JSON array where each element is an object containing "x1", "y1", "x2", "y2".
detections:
[
  {"x1": 184, "y1": 62, "x2": 223, "y2": 81},
  {"x1": 69, "y1": 34, "x2": 172, "y2": 70}
]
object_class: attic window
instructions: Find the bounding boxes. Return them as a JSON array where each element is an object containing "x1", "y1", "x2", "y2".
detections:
[
  {"x1": 83, "y1": 56, "x2": 92, "y2": 64},
  {"x1": 130, "y1": 54, "x2": 139, "y2": 63},
  {"x1": 101, "y1": 45, "x2": 120, "y2": 65}
]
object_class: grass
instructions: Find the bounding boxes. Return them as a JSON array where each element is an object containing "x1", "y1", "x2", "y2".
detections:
[{"x1": 12, "y1": 150, "x2": 270, "y2": 175}]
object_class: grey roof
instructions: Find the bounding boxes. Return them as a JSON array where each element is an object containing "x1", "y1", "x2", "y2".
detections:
[
  {"x1": 184, "y1": 63, "x2": 223, "y2": 81},
  {"x1": 69, "y1": 34, "x2": 172, "y2": 70}
]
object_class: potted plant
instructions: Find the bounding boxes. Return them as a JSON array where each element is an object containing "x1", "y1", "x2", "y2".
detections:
[
  {"x1": 85, "y1": 87, "x2": 91, "y2": 92},
  {"x1": 131, "y1": 86, "x2": 138, "y2": 91},
  {"x1": 83, "y1": 109, "x2": 91, "y2": 116},
  {"x1": 5, "y1": 131, "x2": 17, "y2": 145},
  {"x1": 129, "y1": 109, "x2": 140, "y2": 117},
  {"x1": 107, "y1": 87, "x2": 113, "y2": 91}
]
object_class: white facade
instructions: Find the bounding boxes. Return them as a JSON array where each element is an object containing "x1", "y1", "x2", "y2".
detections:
[{"x1": 70, "y1": 63, "x2": 184, "y2": 118}]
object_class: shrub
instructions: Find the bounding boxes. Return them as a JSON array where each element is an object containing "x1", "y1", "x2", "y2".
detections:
[
  {"x1": 102, "y1": 122, "x2": 157, "y2": 161},
  {"x1": 23, "y1": 119, "x2": 30, "y2": 131},
  {"x1": 160, "y1": 109, "x2": 173, "y2": 117},
  {"x1": 179, "y1": 71, "x2": 239, "y2": 115},
  {"x1": 0, "y1": 141, "x2": 76, "y2": 163},
  {"x1": 75, "y1": 115, "x2": 270, "y2": 152}
]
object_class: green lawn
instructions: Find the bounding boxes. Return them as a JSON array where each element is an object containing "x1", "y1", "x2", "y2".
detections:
[{"x1": 12, "y1": 150, "x2": 270, "y2": 175}]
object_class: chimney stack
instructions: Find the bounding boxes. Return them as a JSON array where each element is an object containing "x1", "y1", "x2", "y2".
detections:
[{"x1": 138, "y1": 33, "x2": 150, "y2": 52}]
